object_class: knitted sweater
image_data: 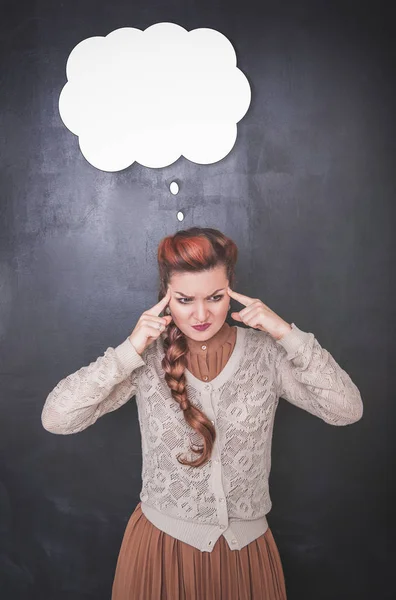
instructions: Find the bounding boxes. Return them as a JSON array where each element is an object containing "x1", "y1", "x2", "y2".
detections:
[{"x1": 41, "y1": 322, "x2": 363, "y2": 553}]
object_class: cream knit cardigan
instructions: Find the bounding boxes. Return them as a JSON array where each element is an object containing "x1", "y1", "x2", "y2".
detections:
[{"x1": 41, "y1": 323, "x2": 363, "y2": 552}]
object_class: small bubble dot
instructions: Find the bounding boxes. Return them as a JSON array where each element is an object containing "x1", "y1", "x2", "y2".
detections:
[{"x1": 170, "y1": 181, "x2": 179, "y2": 195}]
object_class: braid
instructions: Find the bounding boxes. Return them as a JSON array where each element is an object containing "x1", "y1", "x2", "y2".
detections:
[{"x1": 161, "y1": 321, "x2": 210, "y2": 466}]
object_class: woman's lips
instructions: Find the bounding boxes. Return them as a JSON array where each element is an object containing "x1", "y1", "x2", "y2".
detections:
[{"x1": 192, "y1": 324, "x2": 211, "y2": 331}]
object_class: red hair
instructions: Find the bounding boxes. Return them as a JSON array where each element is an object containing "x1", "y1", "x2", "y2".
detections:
[{"x1": 157, "y1": 227, "x2": 238, "y2": 468}]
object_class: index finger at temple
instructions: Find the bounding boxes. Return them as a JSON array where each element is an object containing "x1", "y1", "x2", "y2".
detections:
[
  {"x1": 229, "y1": 290, "x2": 255, "y2": 306},
  {"x1": 147, "y1": 288, "x2": 171, "y2": 316}
]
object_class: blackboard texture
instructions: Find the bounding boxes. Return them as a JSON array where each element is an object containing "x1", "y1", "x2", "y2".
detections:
[{"x1": 0, "y1": 1, "x2": 393, "y2": 599}]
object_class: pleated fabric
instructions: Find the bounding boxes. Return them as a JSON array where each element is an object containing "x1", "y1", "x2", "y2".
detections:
[{"x1": 111, "y1": 502, "x2": 287, "y2": 600}]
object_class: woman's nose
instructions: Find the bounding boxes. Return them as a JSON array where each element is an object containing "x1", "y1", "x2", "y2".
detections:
[{"x1": 194, "y1": 304, "x2": 210, "y2": 320}]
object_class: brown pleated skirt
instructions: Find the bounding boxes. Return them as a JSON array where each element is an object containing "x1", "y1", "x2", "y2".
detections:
[{"x1": 111, "y1": 502, "x2": 287, "y2": 600}]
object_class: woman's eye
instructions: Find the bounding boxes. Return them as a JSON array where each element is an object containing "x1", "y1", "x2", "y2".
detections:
[{"x1": 178, "y1": 295, "x2": 224, "y2": 304}]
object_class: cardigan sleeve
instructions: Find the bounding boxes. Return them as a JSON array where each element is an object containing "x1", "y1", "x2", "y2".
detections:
[
  {"x1": 41, "y1": 337, "x2": 146, "y2": 435},
  {"x1": 272, "y1": 323, "x2": 363, "y2": 425}
]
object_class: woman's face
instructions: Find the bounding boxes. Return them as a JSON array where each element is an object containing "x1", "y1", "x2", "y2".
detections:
[{"x1": 167, "y1": 265, "x2": 231, "y2": 341}]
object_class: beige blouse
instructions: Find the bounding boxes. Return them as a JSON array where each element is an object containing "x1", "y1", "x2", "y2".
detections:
[{"x1": 184, "y1": 321, "x2": 237, "y2": 382}]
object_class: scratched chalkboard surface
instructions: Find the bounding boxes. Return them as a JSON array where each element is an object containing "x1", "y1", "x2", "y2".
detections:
[{"x1": 0, "y1": 1, "x2": 393, "y2": 599}]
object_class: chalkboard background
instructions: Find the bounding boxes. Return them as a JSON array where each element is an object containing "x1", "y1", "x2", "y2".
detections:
[{"x1": 0, "y1": 0, "x2": 393, "y2": 598}]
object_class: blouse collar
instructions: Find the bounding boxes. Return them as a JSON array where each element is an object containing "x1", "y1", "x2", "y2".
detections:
[{"x1": 185, "y1": 321, "x2": 233, "y2": 354}]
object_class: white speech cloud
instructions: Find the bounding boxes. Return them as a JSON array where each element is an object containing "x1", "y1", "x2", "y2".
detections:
[{"x1": 58, "y1": 23, "x2": 251, "y2": 171}]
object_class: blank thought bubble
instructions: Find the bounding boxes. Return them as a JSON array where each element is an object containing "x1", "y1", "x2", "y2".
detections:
[{"x1": 58, "y1": 23, "x2": 251, "y2": 171}]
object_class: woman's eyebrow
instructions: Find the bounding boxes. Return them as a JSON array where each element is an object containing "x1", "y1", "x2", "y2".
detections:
[{"x1": 174, "y1": 287, "x2": 226, "y2": 298}]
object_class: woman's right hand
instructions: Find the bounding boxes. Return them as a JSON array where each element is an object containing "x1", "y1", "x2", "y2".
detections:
[{"x1": 128, "y1": 288, "x2": 173, "y2": 355}]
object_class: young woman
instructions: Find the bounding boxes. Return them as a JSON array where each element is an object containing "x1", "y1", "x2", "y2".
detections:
[{"x1": 42, "y1": 226, "x2": 363, "y2": 599}]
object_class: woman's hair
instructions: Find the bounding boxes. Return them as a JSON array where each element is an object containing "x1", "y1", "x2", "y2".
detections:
[{"x1": 157, "y1": 227, "x2": 238, "y2": 468}]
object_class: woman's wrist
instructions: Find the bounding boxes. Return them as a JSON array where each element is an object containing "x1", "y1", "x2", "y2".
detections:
[{"x1": 272, "y1": 322, "x2": 292, "y2": 341}]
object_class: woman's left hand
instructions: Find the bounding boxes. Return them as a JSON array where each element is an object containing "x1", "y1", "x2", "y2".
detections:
[{"x1": 227, "y1": 287, "x2": 292, "y2": 341}]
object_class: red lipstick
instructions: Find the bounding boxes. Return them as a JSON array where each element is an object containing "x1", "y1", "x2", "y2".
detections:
[{"x1": 192, "y1": 323, "x2": 211, "y2": 331}]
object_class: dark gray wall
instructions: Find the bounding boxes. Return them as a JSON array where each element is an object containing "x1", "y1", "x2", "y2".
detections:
[{"x1": 0, "y1": 1, "x2": 393, "y2": 598}]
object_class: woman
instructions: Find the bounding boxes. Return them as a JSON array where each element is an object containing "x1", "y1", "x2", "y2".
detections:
[{"x1": 41, "y1": 226, "x2": 363, "y2": 599}]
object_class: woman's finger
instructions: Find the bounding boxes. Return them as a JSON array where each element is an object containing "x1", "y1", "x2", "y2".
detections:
[
  {"x1": 146, "y1": 288, "x2": 171, "y2": 317},
  {"x1": 227, "y1": 287, "x2": 257, "y2": 307}
]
